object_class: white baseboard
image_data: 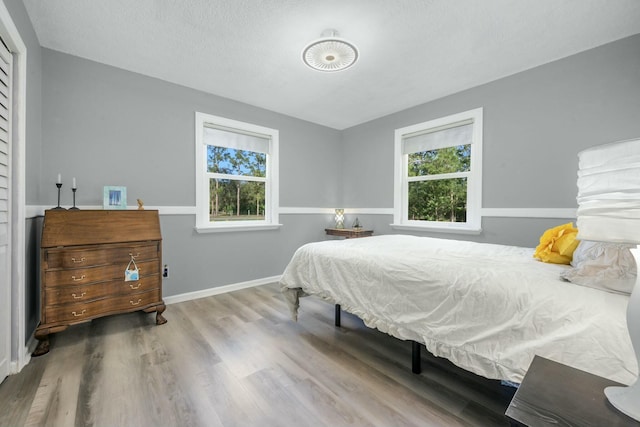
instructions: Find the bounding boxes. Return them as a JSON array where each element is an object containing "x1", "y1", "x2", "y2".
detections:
[
  {"x1": 11, "y1": 335, "x2": 36, "y2": 374},
  {"x1": 163, "y1": 275, "x2": 282, "y2": 305}
]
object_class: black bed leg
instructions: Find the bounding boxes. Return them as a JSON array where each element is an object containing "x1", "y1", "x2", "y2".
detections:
[
  {"x1": 335, "y1": 304, "x2": 341, "y2": 327},
  {"x1": 412, "y1": 341, "x2": 422, "y2": 374}
]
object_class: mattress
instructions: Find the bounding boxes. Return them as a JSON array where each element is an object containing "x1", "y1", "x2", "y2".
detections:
[{"x1": 280, "y1": 234, "x2": 638, "y2": 385}]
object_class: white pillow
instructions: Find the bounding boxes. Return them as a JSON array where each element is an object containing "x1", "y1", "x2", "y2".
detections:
[{"x1": 560, "y1": 241, "x2": 637, "y2": 294}]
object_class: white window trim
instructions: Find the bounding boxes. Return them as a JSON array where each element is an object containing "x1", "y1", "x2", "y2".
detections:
[
  {"x1": 392, "y1": 108, "x2": 483, "y2": 234},
  {"x1": 195, "y1": 112, "x2": 281, "y2": 233}
]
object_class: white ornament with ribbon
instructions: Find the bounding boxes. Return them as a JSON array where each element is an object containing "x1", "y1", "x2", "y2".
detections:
[{"x1": 124, "y1": 256, "x2": 140, "y2": 282}]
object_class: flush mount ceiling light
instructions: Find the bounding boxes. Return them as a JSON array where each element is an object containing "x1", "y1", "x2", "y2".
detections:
[{"x1": 302, "y1": 29, "x2": 359, "y2": 72}]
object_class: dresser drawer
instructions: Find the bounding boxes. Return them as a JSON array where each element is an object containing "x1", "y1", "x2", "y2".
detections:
[
  {"x1": 44, "y1": 289, "x2": 162, "y2": 324},
  {"x1": 45, "y1": 275, "x2": 160, "y2": 305},
  {"x1": 43, "y1": 260, "x2": 160, "y2": 287},
  {"x1": 46, "y1": 244, "x2": 159, "y2": 269},
  {"x1": 110, "y1": 243, "x2": 160, "y2": 263},
  {"x1": 44, "y1": 264, "x2": 116, "y2": 287},
  {"x1": 46, "y1": 248, "x2": 110, "y2": 269}
]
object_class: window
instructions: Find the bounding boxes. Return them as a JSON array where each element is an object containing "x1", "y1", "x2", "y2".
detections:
[
  {"x1": 195, "y1": 112, "x2": 280, "y2": 232},
  {"x1": 393, "y1": 108, "x2": 483, "y2": 233}
]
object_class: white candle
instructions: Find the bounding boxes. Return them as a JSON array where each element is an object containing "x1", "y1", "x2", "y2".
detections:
[
  {"x1": 72, "y1": 177, "x2": 76, "y2": 189},
  {"x1": 57, "y1": 173, "x2": 61, "y2": 184}
]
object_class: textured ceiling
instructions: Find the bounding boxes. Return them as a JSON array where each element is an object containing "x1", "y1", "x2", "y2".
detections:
[{"x1": 23, "y1": 0, "x2": 640, "y2": 130}]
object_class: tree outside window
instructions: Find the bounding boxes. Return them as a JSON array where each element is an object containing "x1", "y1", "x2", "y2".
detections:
[
  {"x1": 195, "y1": 112, "x2": 279, "y2": 232},
  {"x1": 407, "y1": 144, "x2": 470, "y2": 222},
  {"x1": 207, "y1": 146, "x2": 266, "y2": 221},
  {"x1": 393, "y1": 108, "x2": 483, "y2": 233}
]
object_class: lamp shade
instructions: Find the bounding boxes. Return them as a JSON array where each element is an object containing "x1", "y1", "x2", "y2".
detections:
[
  {"x1": 576, "y1": 137, "x2": 640, "y2": 421},
  {"x1": 334, "y1": 208, "x2": 345, "y2": 229},
  {"x1": 576, "y1": 138, "x2": 640, "y2": 243}
]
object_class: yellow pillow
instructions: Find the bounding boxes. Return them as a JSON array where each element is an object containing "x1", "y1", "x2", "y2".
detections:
[{"x1": 534, "y1": 222, "x2": 580, "y2": 264}]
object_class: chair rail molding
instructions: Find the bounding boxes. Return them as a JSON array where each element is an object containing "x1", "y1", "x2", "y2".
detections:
[{"x1": 26, "y1": 205, "x2": 576, "y2": 219}]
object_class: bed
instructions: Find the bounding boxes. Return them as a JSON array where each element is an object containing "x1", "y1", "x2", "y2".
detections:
[{"x1": 279, "y1": 234, "x2": 638, "y2": 385}]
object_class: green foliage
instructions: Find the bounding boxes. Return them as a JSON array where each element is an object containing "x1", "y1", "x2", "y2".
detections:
[
  {"x1": 408, "y1": 145, "x2": 470, "y2": 176},
  {"x1": 207, "y1": 146, "x2": 265, "y2": 176},
  {"x1": 207, "y1": 146, "x2": 266, "y2": 220},
  {"x1": 407, "y1": 145, "x2": 469, "y2": 222}
]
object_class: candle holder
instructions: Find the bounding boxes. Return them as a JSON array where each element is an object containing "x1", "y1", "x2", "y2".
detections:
[
  {"x1": 52, "y1": 183, "x2": 66, "y2": 210},
  {"x1": 69, "y1": 188, "x2": 79, "y2": 210}
]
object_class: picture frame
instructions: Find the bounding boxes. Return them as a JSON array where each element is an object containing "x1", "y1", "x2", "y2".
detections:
[{"x1": 103, "y1": 186, "x2": 127, "y2": 210}]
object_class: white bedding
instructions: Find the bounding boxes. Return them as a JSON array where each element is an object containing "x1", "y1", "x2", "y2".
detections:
[{"x1": 280, "y1": 234, "x2": 638, "y2": 385}]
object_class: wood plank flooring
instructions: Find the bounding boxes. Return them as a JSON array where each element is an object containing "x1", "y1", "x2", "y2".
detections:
[{"x1": 0, "y1": 283, "x2": 515, "y2": 427}]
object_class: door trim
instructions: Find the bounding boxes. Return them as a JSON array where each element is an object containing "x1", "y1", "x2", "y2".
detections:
[{"x1": 0, "y1": 2, "x2": 28, "y2": 374}]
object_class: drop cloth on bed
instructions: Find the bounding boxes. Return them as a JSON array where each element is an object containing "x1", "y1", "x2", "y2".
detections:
[{"x1": 280, "y1": 234, "x2": 637, "y2": 385}]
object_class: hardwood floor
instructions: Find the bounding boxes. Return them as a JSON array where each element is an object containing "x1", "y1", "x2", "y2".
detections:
[{"x1": 0, "y1": 283, "x2": 515, "y2": 426}]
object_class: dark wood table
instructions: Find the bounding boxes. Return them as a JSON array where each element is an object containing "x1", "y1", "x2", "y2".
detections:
[
  {"x1": 325, "y1": 228, "x2": 373, "y2": 238},
  {"x1": 506, "y1": 356, "x2": 640, "y2": 426}
]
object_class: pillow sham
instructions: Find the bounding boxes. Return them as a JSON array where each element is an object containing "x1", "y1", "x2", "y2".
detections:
[
  {"x1": 561, "y1": 241, "x2": 637, "y2": 294},
  {"x1": 533, "y1": 222, "x2": 580, "y2": 264}
]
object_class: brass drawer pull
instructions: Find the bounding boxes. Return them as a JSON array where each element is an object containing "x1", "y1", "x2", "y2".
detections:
[
  {"x1": 129, "y1": 299, "x2": 142, "y2": 306},
  {"x1": 72, "y1": 292, "x2": 86, "y2": 299},
  {"x1": 129, "y1": 283, "x2": 141, "y2": 290},
  {"x1": 72, "y1": 309, "x2": 86, "y2": 317},
  {"x1": 71, "y1": 257, "x2": 86, "y2": 263},
  {"x1": 71, "y1": 274, "x2": 86, "y2": 282},
  {"x1": 129, "y1": 252, "x2": 141, "y2": 259}
]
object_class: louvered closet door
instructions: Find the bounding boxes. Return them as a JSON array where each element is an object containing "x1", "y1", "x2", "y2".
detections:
[{"x1": 0, "y1": 38, "x2": 12, "y2": 382}]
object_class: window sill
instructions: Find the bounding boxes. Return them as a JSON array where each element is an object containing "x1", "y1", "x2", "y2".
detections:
[
  {"x1": 195, "y1": 223, "x2": 283, "y2": 233},
  {"x1": 390, "y1": 223, "x2": 482, "y2": 235}
]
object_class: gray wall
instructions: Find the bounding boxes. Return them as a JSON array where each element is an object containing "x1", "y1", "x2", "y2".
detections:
[
  {"x1": 24, "y1": 216, "x2": 42, "y2": 342},
  {"x1": 40, "y1": 48, "x2": 343, "y2": 299},
  {"x1": 341, "y1": 33, "x2": 640, "y2": 247},
  {"x1": 40, "y1": 49, "x2": 342, "y2": 208}
]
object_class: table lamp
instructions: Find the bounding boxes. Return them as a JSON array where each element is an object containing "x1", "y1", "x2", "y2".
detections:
[
  {"x1": 335, "y1": 208, "x2": 345, "y2": 229},
  {"x1": 576, "y1": 137, "x2": 640, "y2": 421}
]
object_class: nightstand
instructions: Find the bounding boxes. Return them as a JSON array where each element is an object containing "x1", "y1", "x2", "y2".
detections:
[
  {"x1": 325, "y1": 228, "x2": 374, "y2": 238},
  {"x1": 506, "y1": 356, "x2": 639, "y2": 426}
]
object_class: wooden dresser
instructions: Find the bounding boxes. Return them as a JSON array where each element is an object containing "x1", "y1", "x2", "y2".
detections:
[{"x1": 34, "y1": 209, "x2": 167, "y2": 356}]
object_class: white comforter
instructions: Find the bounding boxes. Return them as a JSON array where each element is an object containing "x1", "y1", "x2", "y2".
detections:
[{"x1": 280, "y1": 234, "x2": 637, "y2": 385}]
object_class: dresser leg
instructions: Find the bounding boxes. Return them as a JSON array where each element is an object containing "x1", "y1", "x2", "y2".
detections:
[
  {"x1": 32, "y1": 335, "x2": 50, "y2": 357},
  {"x1": 155, "y1": 303, "x2": 167, "y2": 325}
]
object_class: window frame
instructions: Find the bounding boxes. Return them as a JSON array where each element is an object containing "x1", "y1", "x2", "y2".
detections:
[
  {"x1": 195, "y1": 112, "x2": 280, "y2": 233},
  {"x1": 392, "y1": 108, "x2": 483, "y2": 234}
]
